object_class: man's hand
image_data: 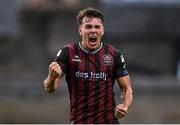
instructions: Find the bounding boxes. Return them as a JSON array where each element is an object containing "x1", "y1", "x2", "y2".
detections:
[
  {"x1": 48, "y1": 62, "x2": 62, "y2": 79},
  {"x1": 44, "y1": 62, "x2": 62, "y2": 93},
  {"x1": 115, "y1": 103, "x2": 128, "y2": 119}
]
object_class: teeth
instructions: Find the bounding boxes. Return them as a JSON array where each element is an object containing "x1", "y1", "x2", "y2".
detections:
[
  {"x1": 89, "y1": 34, "x2": 96, "y2": 38},
  {"x1": 89, "y1": 35, "x2": 96, "y2": 39}
]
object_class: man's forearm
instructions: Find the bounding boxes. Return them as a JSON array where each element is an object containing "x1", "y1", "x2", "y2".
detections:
[
  {"x1": 117, "y1": 75, "x2": 133, "y2": 107},
  {"x1": 44, "y1": 76, "x2": 56, "y2": 93},
  {"x1": 121, "y1": 87, "x2": 133, "y2": 107}
]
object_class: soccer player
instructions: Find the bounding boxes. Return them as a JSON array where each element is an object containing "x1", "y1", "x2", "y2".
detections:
[{"x1": 44, "y1": 7, "x2": 133, "y2": 124}]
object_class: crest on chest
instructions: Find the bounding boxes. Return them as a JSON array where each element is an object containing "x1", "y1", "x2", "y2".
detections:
[{"x1": 102, "y1": 54, "x2": 113, "y2": 66}]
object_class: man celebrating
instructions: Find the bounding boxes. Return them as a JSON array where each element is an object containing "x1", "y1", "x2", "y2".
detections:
[{"x1": 44, "y1": 7, "x2": 133, "y2": 124}]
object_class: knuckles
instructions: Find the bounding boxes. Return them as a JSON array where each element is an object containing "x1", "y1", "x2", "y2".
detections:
[{"x1": 49, "y1": 62, "x2": 61, "y2": 75}]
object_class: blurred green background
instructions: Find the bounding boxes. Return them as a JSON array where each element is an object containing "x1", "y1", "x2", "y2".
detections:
[{"x1": 0, "y1": 0, "x2": 180, "y2": 123}]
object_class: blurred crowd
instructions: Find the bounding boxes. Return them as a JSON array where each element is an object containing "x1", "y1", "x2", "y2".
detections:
[{"x1": 0, "y1": 0, "x2": 180, "y2": 123}]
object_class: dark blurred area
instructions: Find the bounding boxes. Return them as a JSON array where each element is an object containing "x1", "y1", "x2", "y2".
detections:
[{"x1": 0, "y1": 0, "x2": 180, "y2": 123}]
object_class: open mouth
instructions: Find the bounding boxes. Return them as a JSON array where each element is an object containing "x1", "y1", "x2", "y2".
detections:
[{"x1": 89, "y1": 35, "x2": 97, "y2": 43}]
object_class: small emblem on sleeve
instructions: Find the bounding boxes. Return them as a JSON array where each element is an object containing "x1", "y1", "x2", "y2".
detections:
[
  {"x1": 57, "y1": 50, "x2": 62, "y2": 57},
  {"x1": 103, "y1": 54, "x2": 113, "y2": 66},
  {"x1": 120, "y1": 55, "x2": 125, "y2": 63}
]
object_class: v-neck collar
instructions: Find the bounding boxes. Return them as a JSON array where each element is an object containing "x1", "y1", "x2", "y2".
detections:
[{"x1": 78, "y1": 42, "x2": 103, "y2": 54}]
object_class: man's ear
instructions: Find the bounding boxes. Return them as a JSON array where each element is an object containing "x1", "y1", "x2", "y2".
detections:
[
  {"x1": 102, "y1": 27, "x2": 104, "y2": 35},
  {"x1": 78, "y1": 26, "x2": 82, "y2": 35},
  {"x1": 102, "y1": 31, "x2": 104, "y2": 35}
]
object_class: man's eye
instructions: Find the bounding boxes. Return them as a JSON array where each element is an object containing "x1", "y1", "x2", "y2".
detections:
[
  {"x1": 95, "y1": 25, "x2": 101, "y2": 29},
  {"x1": 85, "y1": 25, "x2": 92, "y2": 29}
]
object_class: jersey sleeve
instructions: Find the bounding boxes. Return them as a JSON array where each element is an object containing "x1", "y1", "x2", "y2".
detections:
[
  {"x1": 114, "y1": 50, "x2": 129, "y2": 78},
  {"x1": 55, "y1": 46, "x2": 69, "y2": 74}
]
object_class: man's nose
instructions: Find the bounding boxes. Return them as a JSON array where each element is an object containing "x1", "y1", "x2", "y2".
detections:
[{"x1": 90, "y1": 27, "x2": 96, "y2": 32}]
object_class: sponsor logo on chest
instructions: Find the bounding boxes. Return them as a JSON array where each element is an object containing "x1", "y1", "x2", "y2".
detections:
[{"x1": 75, "y1": 70, "x2": 107, "y2": 81}]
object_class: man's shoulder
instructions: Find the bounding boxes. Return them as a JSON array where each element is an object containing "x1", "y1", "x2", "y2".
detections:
[
  {"x1": 63, "y1": 42, "x2": 78, "y2": 49},
  {"x1": 103, "y1": 42, "x2": 116, "y2": 50},
  {"x1": 103, "y1": 42, "x2": 122, "y2": 54}
]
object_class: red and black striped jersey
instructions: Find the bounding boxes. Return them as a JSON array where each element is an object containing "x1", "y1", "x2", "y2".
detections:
[{"x1": 55, "y1": 42, "x2": 129, "y2": 124}]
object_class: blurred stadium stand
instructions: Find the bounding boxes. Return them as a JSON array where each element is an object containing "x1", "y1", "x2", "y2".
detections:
[
  {"x1": 0, "y1": 0, "x2": 180, "y2": 123},
  {"x1": 0, "y1": 0, "x2": 21, "y2": 36}
]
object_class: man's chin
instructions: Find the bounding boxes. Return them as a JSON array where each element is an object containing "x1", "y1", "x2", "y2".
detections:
[
  {"x1": 86, "y1": 40, "x2": 101, "y2": 51},
  {"x1": 88, "y1": 40, "x2": 99, "y2": 46}
]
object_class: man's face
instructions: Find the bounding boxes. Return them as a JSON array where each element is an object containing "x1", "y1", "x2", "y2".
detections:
[{"x1": 79, "y1": 16, "x2": 104, "y2": 51}]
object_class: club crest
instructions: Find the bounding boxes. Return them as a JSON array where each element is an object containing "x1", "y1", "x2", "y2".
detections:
[{"x1": 103, "y1": 54, "x2": 113, "y2": 66}]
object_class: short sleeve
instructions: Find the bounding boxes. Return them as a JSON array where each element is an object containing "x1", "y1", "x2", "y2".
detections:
[
  {"x1": 55, "y1": 47, "x2": 69, "y2": 73},
  {"x1": 114, "y1": 50, "x2": 129, "y2": 78}
]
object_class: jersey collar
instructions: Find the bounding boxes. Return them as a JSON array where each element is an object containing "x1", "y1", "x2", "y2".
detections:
[{"x1": 79, "y1": 42, "x2": 103, "y2": 54}]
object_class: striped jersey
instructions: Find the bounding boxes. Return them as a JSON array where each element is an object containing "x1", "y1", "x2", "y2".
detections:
[{"x1": 55, "y1": 42, "x2": 129, "y2": 124}]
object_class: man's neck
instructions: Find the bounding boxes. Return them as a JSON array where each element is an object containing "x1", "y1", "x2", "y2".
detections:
[{"x1": 79, "y1": 42, "x2": 103, "y2": 54}]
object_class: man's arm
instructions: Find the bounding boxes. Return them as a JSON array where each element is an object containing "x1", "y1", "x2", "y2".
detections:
[
  {"x1": 115, "y1": 75, "x2": 133, "y2": 118},
  {"x1": 44, "y1": 62, "x2": 63, "y2": 93}
]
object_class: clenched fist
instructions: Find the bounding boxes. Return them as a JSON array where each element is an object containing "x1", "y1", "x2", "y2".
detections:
[
  {"x1": 115, "y1": 104, "x2": 128, "y2": 119},
  {"x1": 48, "y1": 62, "x2": 62, "y2": 79}
]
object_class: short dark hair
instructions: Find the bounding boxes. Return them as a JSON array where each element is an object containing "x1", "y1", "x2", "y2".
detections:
[{"x1": 76, "y1": 7, "x2": 104, "y2": 25}]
